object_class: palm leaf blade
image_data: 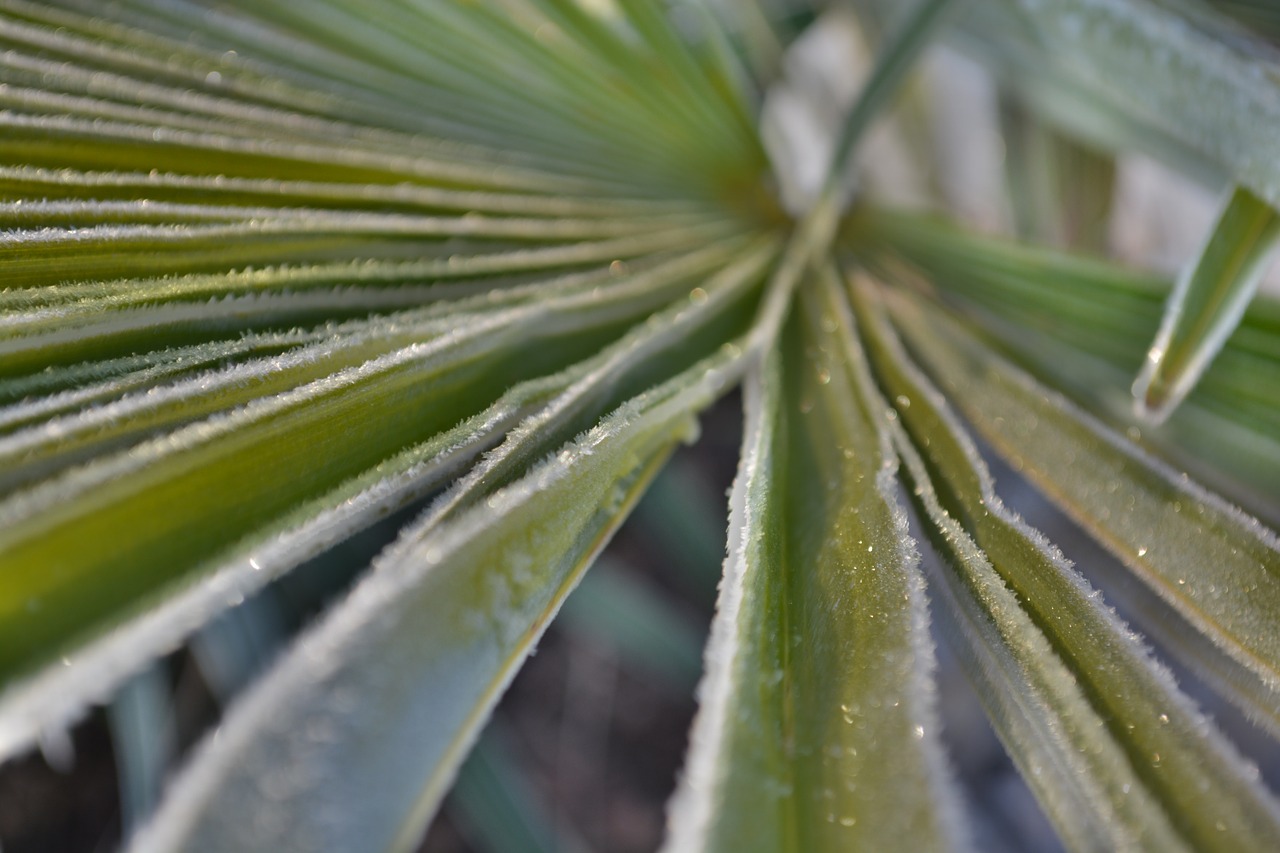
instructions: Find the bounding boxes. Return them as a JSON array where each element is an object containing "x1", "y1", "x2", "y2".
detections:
[
  {"x1": 851, "y1": 275, "x2": 1280, "y2": 850},
  {"x1": 885, "y1": 286, "x2": 1280, "y2": 733},
  {"x1": 665, "y1": 269, "x2": 964, "y2": 852},
  {"x1": 1134, "y1": 184, "x2": 1280, "y2": 422},
  {"x1": 129, "y1": 346, "x2": 742, "y2": 853}
]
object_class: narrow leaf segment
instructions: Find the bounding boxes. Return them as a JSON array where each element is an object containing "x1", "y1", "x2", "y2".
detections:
[
  {"x1": 129, "y1": 345, "x2": 746, "y2": 853},
  {"x1": 851, "y1": 274, "x2": 1280, "y2": 852},
  {"x1": 664, "y1": 271, "x2": 964, "y2": 853},
  {"x1": 1134, "y1": 185, "x2": 1280, "y2": 423},
  {"x1": 851, "y1": 210, "x2": 1280, "y2": 516},
  {"x1": 887, "y1": 287, "x2": 1280, "y2": 734}
]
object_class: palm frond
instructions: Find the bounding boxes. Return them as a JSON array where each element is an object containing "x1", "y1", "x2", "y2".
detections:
[{"x1": 2, "y1": 1, "x2": 1279, "y2": 851}]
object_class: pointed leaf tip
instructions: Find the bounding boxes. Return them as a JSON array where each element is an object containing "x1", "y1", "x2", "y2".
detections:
[{"x1": 1133, "y1": 185, "x2": 1280, "y2": 424}]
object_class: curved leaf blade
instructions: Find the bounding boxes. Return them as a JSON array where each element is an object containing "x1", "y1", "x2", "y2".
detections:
[
  {"x1": 0, "y1": 231, "x2": 771, "y2": 759},
  {"x1": 892, "y1": 421, "x2": 1187, "y2": 852},
  {"x1": 129, "y1": 345, "x2": 744, "y2": 853},
  {"x1": 850, "y1": 274, "x2": 1280, "y2": 851},
  {"x1": 883, "y1": 284, "x2": 1280, "y2": 733},
  {"x1": 851, "y1": 209, "x2": 1280, "y2": 513}
]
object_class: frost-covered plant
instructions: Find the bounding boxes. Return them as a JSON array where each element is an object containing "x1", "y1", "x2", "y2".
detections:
[{"x1": 2, "y1": 0, "x2": 1280, "y2": 850}]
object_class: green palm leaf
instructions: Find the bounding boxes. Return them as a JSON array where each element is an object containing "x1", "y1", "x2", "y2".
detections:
[{"x1": 2, "y1": 1, "x2": 1279, "y2": 851}]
